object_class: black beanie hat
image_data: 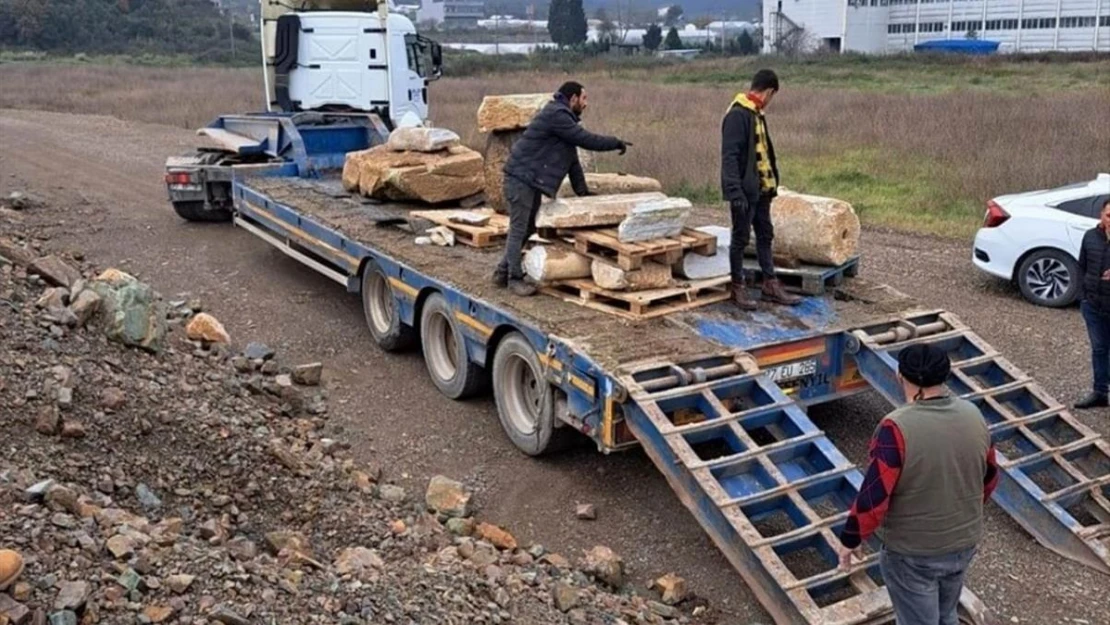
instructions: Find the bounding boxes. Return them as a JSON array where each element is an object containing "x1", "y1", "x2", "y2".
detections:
[{"x1": 897, "y1": 344, "x2": 951, "y2": 388}]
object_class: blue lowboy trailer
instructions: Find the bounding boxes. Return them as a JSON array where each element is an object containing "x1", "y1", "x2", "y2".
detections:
[{"x1": 167, "y1": 113, "x2": 1110, "y2": 625}]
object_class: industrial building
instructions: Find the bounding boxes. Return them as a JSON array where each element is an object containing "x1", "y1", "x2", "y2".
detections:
[
  {"x1": 764, "y1": 0, "x2": 1110, "y2": 53},
  {"x1": 416, "y1": 0, "x2": 485, "y2": 28}
]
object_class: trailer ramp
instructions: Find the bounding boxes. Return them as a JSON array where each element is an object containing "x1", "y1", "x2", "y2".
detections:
[
  {"x1": 617, "y1": 354, "x2": 992, "y2": 625},
  {"x1": 849, "y1": 311, "x2": 1110, "y2": 575}
]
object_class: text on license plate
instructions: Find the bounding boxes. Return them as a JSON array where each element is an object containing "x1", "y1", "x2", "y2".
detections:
[{"x1": 766, "y1": 359, "x2": 818, "y2": 383}]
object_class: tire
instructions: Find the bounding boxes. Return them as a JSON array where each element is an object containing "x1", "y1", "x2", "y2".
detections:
[
  {"x1": 172, "y1": 201, "x2": 232, "y2": 223},
  {"x1": 492, "y1": 333, "x2": 579, "y2": 456},
  {"x1": 361, "y1": 262, "x2": 415, "y2": 352},
  {"x1": 419, "y1": 293, "x2": 487, "y2": 399},
  {"x1": 1016, "y1": 249, "x2": 1080, "y2": 308}
]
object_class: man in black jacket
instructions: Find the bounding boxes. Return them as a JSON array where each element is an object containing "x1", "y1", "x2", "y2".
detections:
[
  {"x1": 720, "y1": 69, "x2": 801, "y2": 310},
  {"x1": 1076, "y1": 198, "x2": 1110, "y2": 409},
  {"x1": 494, "y1": 81, "x2": 630, "y2": 296}
]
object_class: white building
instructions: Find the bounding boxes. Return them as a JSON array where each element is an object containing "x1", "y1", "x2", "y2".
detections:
[
  {"x1": 417, "y1": 0, "x2": 485, "y2": 28},
  {"x1": 764, "y1": 0, "x2": 1110, "y2": 53}
]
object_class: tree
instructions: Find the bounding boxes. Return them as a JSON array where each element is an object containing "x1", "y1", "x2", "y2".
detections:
[
  {"x1": 595, "y1": 7, "x2": 616, "y2": 44},
  {"x1": 736, "y1": 29, "x2": 757, "y2": 55},
  {"x1": 547, "y1": 0, "x2": 587, "y2": 48},
  {"x1": 642, "y1": 23, "x2": 663, "y2": 51},
  {"x1": 664, "y1": 25, "x2": 683, "y2": 50},
  {"x1": 664, "y1": 4, "x2": 683, "y2": 27}
]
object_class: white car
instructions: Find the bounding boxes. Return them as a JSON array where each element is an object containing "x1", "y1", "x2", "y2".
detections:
[{"x1": 973, "y1": 173, "x2": 1110, "y2": 308}]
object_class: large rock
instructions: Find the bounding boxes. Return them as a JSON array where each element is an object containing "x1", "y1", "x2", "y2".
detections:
[
  {"x1": 0, "y1": 237, "x2": 35, "y2": 266},
  {"x1": 580, "y1": 546, "x2": 625, "y2": 588},
  {"x1": 387, "y1": 127, "x2": 460, "y2": 152},
  {"x1": 558, "y1": 173, "x2": 662, "y2": 197},
  {"x1": 591, "y1": 260, "x2": 672, "y2": 291},
  {"x1": 523, "y1": 246, "x2": 592, "y2": 283},
  {"x1": 764, "y1": 189, "x2": 861, "y2": 266},
  {"x1": 535, "y1": 192, "x2": 669, "y2": 229},
  {"x1": 84, "y1": 272, "x2": 167, "y2": 353},
  {"x1": 616, "y1": 197, "x2": 693, "y2": 243},
  {"x1": 477, "y1": 93, "x2": 551, "y2": 133},
  {"x1": 482, "y1": 131, "x2": 522, "y2": 214},
  {"x1": 344, "y1": 145, "x2": 484, "y2": 204},
  {"x1": 676, "y1": 226, "x2": 730, "y2": 280}
]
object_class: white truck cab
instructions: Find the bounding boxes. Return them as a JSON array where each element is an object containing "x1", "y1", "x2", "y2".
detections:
[{"x1": 261, "y1": 3, "x2": 441, "y2": 128}]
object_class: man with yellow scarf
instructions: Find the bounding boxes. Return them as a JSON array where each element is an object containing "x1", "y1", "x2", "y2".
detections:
[{"x1": 720, "y1": 69, "x2": 801, "y2": 310}]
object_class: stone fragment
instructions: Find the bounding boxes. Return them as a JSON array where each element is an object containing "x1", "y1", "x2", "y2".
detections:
[
  {"x1": 87, "y1": 276, "x2": 167, "y2": 353},
  {"x1": 68, "y1": 289, "x2": 101, "y2": 326},
  {"x1": 676, "y1": 225, "x2": 730, "y2": 280},
  {"x1": 477, "y1": 93, "x2": 551, "y2": 133},
  {"x1": 580, "y1": 546, "x2": 624, "y2": 588},
  {"x1": 185, "y1": 313, "x2": 230, "y2": 344},
  {"x1": 552, "y1": 583, "x2": 579, "y2": 612},
  {"x1": 653, "y1": 572, "x2": 689, "y2": 605},
  {"x1": 344, "y1": 145, "x2": 484, "y2": 204},
  {"x1": 475, "y1": 522, "x2": 517, "y2": 551},
  {"x1": 535, "y1": 192, "x2": 668, "y2": 229},
  {"x1": 386, "y1": 126, "x2": 460, "y2": 152},
  {"x1": 764, "y1": 189, "x2": 861, "y2": 266},
  {"x1": 558, "y1": 173, "x2": 662, "y2": 197},
  {"x1": 590, "y1": 260, "x2": 672, "y2": 291},
  {"x1": 575, "y1": 504, "x2": 597, "y2": 521},
  {"x1": 523, "y1": 246, "x2": 593, "y2": 283},
  {"x1": 30, "y1": 256, "x2": 81, "y2": 288},
  {"x1": 291, "y1": 363, "x2": 322, "y2": 386},
  {"x1": 616, "y1": 197, "x2": 693, "y2": 243},
  {"x1": 424, "y1": 476, "x2": 471, "y2": 518},
  {"x1": 481, "y1": 131, "x2": 522, "y2": 214},
  {"x1": 53, "y1": 582, "x2": 89, "y2": 612}
]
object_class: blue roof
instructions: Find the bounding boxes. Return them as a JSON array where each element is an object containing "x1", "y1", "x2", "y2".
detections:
[{"x1": 914, "y1": 39, "x2": 1000, "y2": 54}]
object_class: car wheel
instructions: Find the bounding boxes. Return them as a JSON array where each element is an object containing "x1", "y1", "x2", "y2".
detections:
[{"x1": 1017, "y1": 249, "x2": 1080, "y2": 308}]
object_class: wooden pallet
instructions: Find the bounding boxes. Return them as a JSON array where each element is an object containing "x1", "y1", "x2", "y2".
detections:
[
  {"x1": 745, "y1": 255, "x2": 861, "y2": 295},
  {"x1": 409, "y1": 209, "x2": 509, "y2": 248},
  {"x1": 541, "y1": 276, "x2": 731, "y2": 320},
  {"x1": 549, "y1": 227, "x2": 717, "y2": 271}
]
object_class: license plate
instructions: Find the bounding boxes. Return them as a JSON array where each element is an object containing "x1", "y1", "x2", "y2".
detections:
[{"x1": 766, "y1": 359, "x2": 818, "y2": 383}]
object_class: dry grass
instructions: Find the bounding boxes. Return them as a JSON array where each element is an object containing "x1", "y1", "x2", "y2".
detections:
[{"x1": 2, "y1": 61, "x2": 1107, "y2": 235}]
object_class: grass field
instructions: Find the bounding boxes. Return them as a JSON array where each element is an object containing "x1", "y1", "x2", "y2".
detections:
[{"x1": 2, "y1": 54, "x2": 1107, "y2": 237}]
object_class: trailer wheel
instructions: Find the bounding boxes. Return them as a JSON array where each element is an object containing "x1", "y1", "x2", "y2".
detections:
[
  {"x1": 420, "y1": 293, "x2": 487, "y2": 399},
  {"x1": 492, "y1": 333, "x2": 578, "y2": 456},
  {"x1": 361, "y1": 262, "x2": 415, "y2": 352},
  {"x1": 172, "y1": 201, "x2": 232, "y2": 223}
]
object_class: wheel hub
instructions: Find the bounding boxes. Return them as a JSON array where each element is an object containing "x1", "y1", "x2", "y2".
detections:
[{"x1": 1026, "y1": 257, "x2": 1070, "y2": 301}]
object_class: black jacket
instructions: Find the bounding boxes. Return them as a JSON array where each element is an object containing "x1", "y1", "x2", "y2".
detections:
[
  {"x1": 503, "y1": 95, "x2": 624, "y2": 198},
  {"x1": 720, "y1": 103, "x2": 779, "y2": 206},
  {"x1": 1079, "y1": 226, "x2": 1110, "y2": 313}
]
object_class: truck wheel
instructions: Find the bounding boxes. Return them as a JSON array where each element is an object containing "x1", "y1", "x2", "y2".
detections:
[
  {"x1": 492, "y1": 333, "x2": 579, "y2": 456},
  {"x1": 420, "y1": 293, "x2": 487, "y2": 399},
  {"x1": 361, "y1": 261, "x2": 415, "y2": 352},
  {"x1": 172, "y1": 201, "x2": 232, "y2": 223}
]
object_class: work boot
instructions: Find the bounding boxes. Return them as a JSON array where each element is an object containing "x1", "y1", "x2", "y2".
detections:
[
  {"x1": 761, "y1": 278, "x2": 803, "y2": 306},
  {"x1": 0, "y1": 549, "x2": 24, "y2": 591},
  {"x1": 508, "y1": 279, "x2": 537, "y2": 297},
  {"x1": 490, "y1": 267, "x2": 508, "y2": 288},
  {"x1": 1074, "y1": 392, "x2": 1109, "y2": 410},
  {"x1": 730, "y1": 280, "x2": 757, "y2": 311}
]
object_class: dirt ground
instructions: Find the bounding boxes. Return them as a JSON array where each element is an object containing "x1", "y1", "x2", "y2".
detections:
[{"x1": 2, "y1": 108, "x2": 1107, "y2": 624}]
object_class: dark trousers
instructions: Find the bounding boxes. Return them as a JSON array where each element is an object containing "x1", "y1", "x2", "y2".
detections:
[
  {"x1": 1081, "y1": 301, "x2": 1110, "y2": 395},
  {"x1": 729, "y1": 194, "x2": 775, "y2": 284},
  {"x1": 497, "y1": 176, "x2": 543, "y2": 280}
]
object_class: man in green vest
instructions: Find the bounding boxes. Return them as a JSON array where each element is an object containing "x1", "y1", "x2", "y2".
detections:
[{"x1": 836, "y1": 344, "x2": 999, "y2": 625}]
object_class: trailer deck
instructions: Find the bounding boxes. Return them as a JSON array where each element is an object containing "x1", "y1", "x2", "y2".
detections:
[{"x1": 230, "y1": 172, "x2": 1110, "y2": 625}]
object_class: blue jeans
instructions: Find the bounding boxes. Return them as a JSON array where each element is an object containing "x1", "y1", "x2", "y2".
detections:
[
  {"x1": 1082, "y1": 301, "x2": 1110, "y2": 395},
  {"x1": 880, "y1": 546, "x2": 977, "y2": 625}
]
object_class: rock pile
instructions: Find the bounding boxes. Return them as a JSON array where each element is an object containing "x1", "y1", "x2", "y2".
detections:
[{"x1": 1, "y1": 210, "x2": 710, "y2": 624}]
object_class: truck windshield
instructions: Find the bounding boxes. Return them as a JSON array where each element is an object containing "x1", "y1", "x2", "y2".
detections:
[{"x1": 404, "y1": 34, "x2": 442, "y2": 81}]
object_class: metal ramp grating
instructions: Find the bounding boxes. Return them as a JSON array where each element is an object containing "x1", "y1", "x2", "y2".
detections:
[
  {"x1": 617, "y1": 354, "x2": 992, "y2": 625},
  {"x1": 850, "y1": 311, "x2": 1110, "y2": 575}
]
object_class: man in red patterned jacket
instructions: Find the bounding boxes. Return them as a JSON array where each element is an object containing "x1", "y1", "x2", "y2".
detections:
[{"x1": 836, "y1": 344, "x2": 999, "y2": 625}]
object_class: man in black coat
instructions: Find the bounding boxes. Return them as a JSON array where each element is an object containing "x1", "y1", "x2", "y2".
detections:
[
  {"x1": 1076, "y1": 198, "x2": 1110, "y2": 409},
  {"x1": 720, "y1": 69, "x2": 801, "y2": 310},
  {"x1": 494, "y1": 81, "x2": 630, "y2": 296}
]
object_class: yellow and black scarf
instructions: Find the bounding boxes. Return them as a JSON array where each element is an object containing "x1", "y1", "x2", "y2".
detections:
[{"x1": 728, "y1": 93, "x2": 777, "y2": 193}]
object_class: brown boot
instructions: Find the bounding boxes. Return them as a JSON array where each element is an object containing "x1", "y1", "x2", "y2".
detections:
[
  {"x1": 730, "y1": 280, "x2": 757, "y2": 311},
  {"x1": 761, "y1": 278, "x2": 803, "y2": 306},
  {"x1": 0, "y1": 549, "x2": 24, "y2": 591}
]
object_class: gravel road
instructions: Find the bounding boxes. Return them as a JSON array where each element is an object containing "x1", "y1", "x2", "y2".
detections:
[{"x1": 2, "y1": 108, "x2": 1106, "y2": 624}]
